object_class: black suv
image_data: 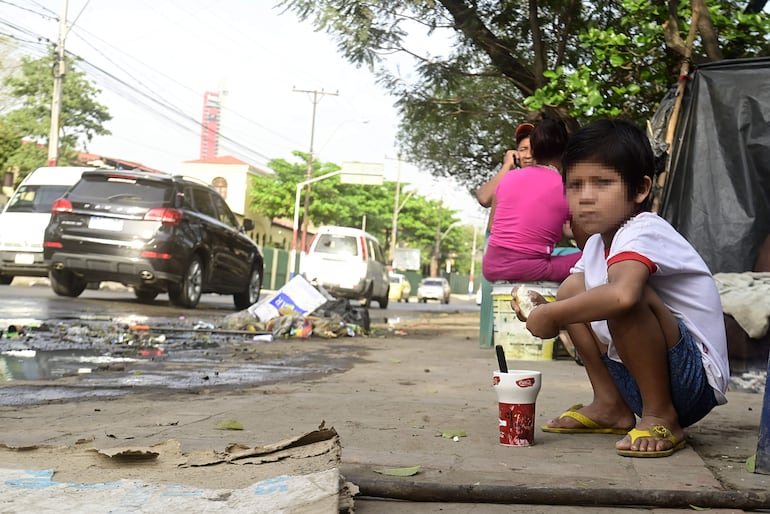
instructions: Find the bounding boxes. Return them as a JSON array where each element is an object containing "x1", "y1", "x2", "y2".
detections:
[{"x1": 43, "y1": 169, "x2": 263, "y2": 309}]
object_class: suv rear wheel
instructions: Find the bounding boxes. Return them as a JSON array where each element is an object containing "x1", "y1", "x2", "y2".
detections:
[
  {"x1": 134, "y1": 286, "x2": 160, "y2": 303},
  {"x1": 359, "y1": 283, "x2": 373, "y2": 307},
  {"x1": 49, "y1": 268, "x2": 87, "y2": 297},
  {"x1": 234, "y1": 265, "x2": 262, "y2": 310},
  {"x1": 377, "y1": 287, "x2": 389, "y2": 309},
  {"x1": 168, "y1": 255, "x2": 203, "y2": 308}
]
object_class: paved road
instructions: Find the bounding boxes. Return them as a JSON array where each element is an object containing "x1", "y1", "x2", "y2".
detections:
[
  {"x1": 0, "y1": 279, "x2": 480, "y2": 323},
  {"x1": 0, "y1": 280, "x2": 481, "y2": 403}
]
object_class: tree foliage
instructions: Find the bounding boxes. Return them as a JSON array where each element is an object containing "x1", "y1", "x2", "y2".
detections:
[
  {"x1": 0, "y1": 120, "x2": 21, "y2": 173},
  {"x1": 249, "y1": 151, "x2": 472, "y2": 272},
  {"x1": 1, "y1": 51, "x2": 112, "y2": 175},
  {"x1": 278, "y1": 0, "x2": 770, "y2": 192}
]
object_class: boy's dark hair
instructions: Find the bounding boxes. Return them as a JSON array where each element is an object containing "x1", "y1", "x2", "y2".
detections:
[
  {"x1": 530, "y1": 117, "x2": 568, "y2": 163},
  {"x1": 562, "y1": 119, "x2": 654, "y2": 211}
]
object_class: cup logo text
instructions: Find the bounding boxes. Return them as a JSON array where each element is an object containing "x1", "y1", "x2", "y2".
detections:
[{"x1": 516, "y1": 377, "x2": 535, "y2": 388}]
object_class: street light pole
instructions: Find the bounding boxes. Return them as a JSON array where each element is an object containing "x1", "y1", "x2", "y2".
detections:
[{"x1": 289, "y1": 169, "x2": 344, "y2": 277}]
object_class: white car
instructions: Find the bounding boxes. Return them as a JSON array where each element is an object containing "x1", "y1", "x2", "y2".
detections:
[
  {"x1": 417, "y1": 277, "x2": 451, "y2": 304},
  {"x1": 301, "y1": 225, "x2": 390, "y2": 308}
]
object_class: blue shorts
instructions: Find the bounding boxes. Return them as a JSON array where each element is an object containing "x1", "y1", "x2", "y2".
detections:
[{"x1": 601, "y1": 320, "x2": 718, "y2": 427}]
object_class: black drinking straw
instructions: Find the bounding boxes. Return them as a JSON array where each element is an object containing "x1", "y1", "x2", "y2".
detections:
[{"x1": 495, "y1": 345, "x2": 508, "y2": 373}]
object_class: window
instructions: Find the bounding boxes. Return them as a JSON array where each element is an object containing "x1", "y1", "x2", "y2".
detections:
[
  {"x1": 368, "y1": 238, "x2": 385, "y2": 263},
  {"x1": 212, "y1": 177, "x2": 227, "y2": 200},
  {"x1": 211, "y1": 192, "x2": 237, "y2": 228},
  {"x1": 191, "y1": 187, "x2": 217, "y2": 219},
  {"x1": 315, "y1": 234, "x2": 358, "y2": 256}
]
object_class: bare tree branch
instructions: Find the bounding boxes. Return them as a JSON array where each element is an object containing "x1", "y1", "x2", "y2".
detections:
[
  {"x1": 694, "y1": 0, "x2": 723, "y2": 61},
  {"x1": 529, "y1": 0, "x2": 545, "y2": 88},
  {"x1": 663, "y1": 0, "x2": 687, "y2": 57},
  {"x1": 438, "y1": 0, "x2": 536, "y2": 95}
]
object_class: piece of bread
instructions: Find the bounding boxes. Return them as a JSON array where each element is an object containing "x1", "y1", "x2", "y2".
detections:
[{"x1": 516, "y1": 287, "x2": 535, "y2": 320}]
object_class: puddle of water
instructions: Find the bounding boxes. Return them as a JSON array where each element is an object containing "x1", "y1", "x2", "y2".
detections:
[
  {"x1": 0, "y1": 317, "x2": 356, "y2": 406},
  {"x1": 81, "y1": 364, "x2": 317, "y2": 389},
  {"x1": 0, "y1": 386, "x2": 127, "y2": 406},
  {"x1": 0, "y1": 350, "x2": 149, "y2": 381}
]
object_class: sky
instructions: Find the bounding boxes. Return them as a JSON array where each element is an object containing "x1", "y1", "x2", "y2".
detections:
[{"x1": 0, "y1": 0, "x2": 488, "y2": 226}]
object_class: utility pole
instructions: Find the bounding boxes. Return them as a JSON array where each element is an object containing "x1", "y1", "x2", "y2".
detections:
[
  {"x1": 47, "y1": 0, "x2": 69, "y2": 166},
  {"x1": 291, "y1": 88, "x2": 338, "y2": 262}
]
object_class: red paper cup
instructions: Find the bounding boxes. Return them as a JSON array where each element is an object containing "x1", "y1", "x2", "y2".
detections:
[
  {"x1": 493, "y1": 370, "x2": 542, "y2": 446},
  {"x1": 498, "y1": 402, "x2": 536, "y2": 446}
]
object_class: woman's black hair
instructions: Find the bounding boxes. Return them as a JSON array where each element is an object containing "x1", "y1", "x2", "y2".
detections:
[
  {"x1": 530, "y1": 117, "x2": 568, "y2": 163},
  {"x1": 562, "y1": 119, "x2": 654, "y2": 211}
]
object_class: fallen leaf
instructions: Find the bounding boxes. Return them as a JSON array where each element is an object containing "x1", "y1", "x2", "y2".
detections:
[
  {"x1": 440, "y1": 430, "x2": 467, "y2": 439},
  {"x1": 215, "y1": 419, "x2": 244, "y2": 430},
  {"x1": 746, "y1": 454, "x2": 756, "y2": 473},
  {"x1": 374, "y1": 466, "x2": 420, "y2": 477}
]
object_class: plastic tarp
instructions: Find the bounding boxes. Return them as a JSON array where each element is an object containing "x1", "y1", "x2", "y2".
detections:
[{"x1": 655, "y1": 57, "x2": 770, "y2": 273}]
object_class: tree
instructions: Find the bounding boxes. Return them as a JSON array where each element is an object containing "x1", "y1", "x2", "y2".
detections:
[
  {"x1": 2, "y1": 52, "x2": 112, "y2": 176},
  {"x1": 0, "y1": 120, "x2": 21, "y2": 174},
  {"x1": 278, "y1": 0, "x2": 770, "y2": 191},
  {"x1": 249, "y1": 151, "x2": 467, "y2": 271}
]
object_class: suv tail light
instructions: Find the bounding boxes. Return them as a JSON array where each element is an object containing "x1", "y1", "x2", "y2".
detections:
[
  {"x1": 51, "y1": 198, "x2": 72, "y2": 213},
  {"x1": 144, "y1": 208, "x2": 183, "y2": 225},
  {"x1": 359, "y1": 236, "x2": 367, "y2": 261}
]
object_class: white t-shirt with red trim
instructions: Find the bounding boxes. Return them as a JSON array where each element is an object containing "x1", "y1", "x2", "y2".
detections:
[{"x1": 571, "y1": 212, "x2": 729, "y2": 403}]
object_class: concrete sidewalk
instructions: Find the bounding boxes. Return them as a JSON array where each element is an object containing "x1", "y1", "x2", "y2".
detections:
[{"x1": 0, "y1": 311, "x2": 768, "y2": 512}]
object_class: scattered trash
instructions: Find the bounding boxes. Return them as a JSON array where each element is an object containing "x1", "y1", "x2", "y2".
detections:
[
  {"x1": 730, "y1": 370, "x2": 767, "y2": 393},
  {"x1": 440, "y1": 430, "x2": 467, "y2": 439},
  {"x1": 249, "y1": 275, "x2": 329, "y2": 322}
]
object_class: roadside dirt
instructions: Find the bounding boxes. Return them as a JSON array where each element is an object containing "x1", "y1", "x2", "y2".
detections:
[{"x1": 0, "y1": 310, "x2": 767, "y2": 511}]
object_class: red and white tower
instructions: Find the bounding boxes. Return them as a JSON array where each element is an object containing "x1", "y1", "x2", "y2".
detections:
[{"x1": 200, "y1": 91, "x2": 221, "y2": 159}]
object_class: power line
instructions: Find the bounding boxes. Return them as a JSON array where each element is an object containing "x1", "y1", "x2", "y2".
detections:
[{"x1": 0, "y1": 3, "x2": 305, "y2": 168}]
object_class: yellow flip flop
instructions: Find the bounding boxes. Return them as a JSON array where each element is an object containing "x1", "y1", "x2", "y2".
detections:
[
  {"x1": 541, "y1": 404, "x2": 631, "y2": 435},
  {"x1": 616, "y1": 425, "x2": 686, "y2": 458}
]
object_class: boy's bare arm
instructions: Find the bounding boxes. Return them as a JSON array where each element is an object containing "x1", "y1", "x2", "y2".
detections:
[{"x1": 526, "y1": 261, "x2": 650, "y2": 338}]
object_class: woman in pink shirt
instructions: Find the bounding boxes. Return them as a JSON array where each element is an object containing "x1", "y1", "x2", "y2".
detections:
[{"x1": 482, "y1": 118, "x2": 581, "y2": 282}]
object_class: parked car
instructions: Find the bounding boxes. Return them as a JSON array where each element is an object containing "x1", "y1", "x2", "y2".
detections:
[
  {"x1": 388, "y1": 272, "x2": 411, "y2": 302},
  {"x1": 43, "y1": 169, "x2": 263, "y2": 309},
  {"x1": 301, "y1": 225, "x2": 389, "y2": 308},
  {"x1": 0, "y1": 166, "x2": 95, "y2": 284},
  {"x1": 417, "y1": 277, "x2": 451, "y2": 304}
]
